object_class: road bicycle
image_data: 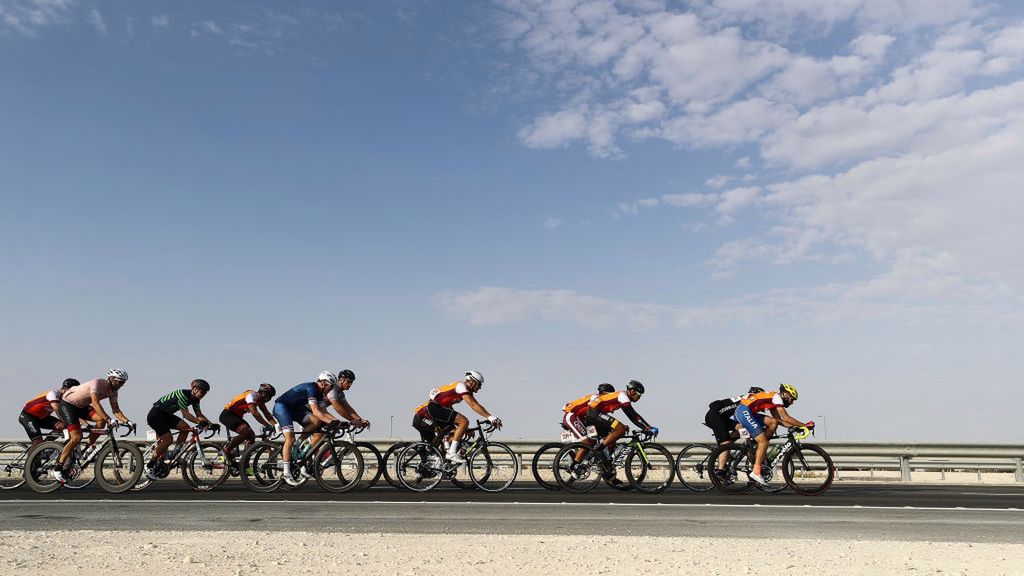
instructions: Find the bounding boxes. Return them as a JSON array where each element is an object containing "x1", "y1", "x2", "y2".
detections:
[
  {"x1": 675, "y1": 440, "x2": 787, "y2": 494},
  {"x1": 132, "y1": 423, "x2": 225, "y2": 491},
  {"x1": 395, "y1": 420, "x2": 518, "y2": 492},
  {"x1": 238, "y1": 421, "x2": 364, "y2": 493},
  {"x1": 24, "y1": 421, "x2": 143, "y2": 493},
  {"x1": 708, "y1": 426, "x2": 835, "y2": 495},
  {"x1": 553, "y1": 429, "x2": 674, "y2": 493},
  {"x1": 532, "y1": 423, "x2": 633, "y2": 491}
]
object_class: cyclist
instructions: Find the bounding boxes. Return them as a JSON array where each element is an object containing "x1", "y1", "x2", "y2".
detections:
[
  {"x1": 19, "y1": 378, "x2": 79, "y2": 447},
  {"x1": 317, "y1": 369, "x2": 370, "y2": 429},
  {"x1": 579, "y1": 380, "x2": 656, "y2": 479},
  {"x1": 53, "y1": 369, "x2": 132, "y2": 484},
  {"x1": 424, "y1": 370, "x2": 500, "y2": 463},
  {"x1": 219, "y1": 383, "x2": 277, "y2": 460},
  {"x1": 145, "y1": 379, "x2": 212, "y2": 480},
  {"x1": 561, "y1": 383, "x2": 615, "y2": 442},
  {"x1": 706, "y1": 386, "x2": 765, "y2": 474},
  {"x1": 734, "y1": 383, "x2": 814, "y2": 486},
  {"x1": 273, "y1": 372, "x2": 340, "y2": 486}
]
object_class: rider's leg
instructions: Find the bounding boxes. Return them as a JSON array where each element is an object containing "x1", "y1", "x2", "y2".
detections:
[
  {"x1": 445, "y1": 413, "x2": 469, "y2": 460},
  {"x1": 281, "y1": 429, "x2": 295, "y2": 473},
  {"x1": 224, "y1": 422, "x2": 253, "y2": 456},
  {"x1": 752, "y1": 432, "x2": 769, "y2": 477}
]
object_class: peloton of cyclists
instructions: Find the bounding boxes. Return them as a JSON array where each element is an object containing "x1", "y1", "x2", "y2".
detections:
[
  {"x1": 20, "y1": 378, "x2": 80, "y2": 447},
  {"x1": 52, "y1": 369, "x2": 133, "y2": 484},
  {"x1": 734, "y1": 383, "x2": 814, "y2": 486},
  {"x1": 145, "y1": 379, "x2": 213, "y2": 480},
  {"x1": 424, "y1": 370, "x2": 501, "y2": 463}
]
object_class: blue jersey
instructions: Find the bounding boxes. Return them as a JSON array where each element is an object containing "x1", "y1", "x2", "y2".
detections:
[{"x1": 276, "y1": 382, "x2": 321, "y2": 410}]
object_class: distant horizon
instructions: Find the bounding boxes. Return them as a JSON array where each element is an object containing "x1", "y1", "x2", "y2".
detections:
[{"x1": 2, "y1": 0, "x2": 1022, "y2": 443}]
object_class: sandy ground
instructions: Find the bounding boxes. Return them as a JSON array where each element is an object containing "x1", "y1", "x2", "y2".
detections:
[{"x1": 2, "y1": 531, "x2": 1022, "y2": 576}]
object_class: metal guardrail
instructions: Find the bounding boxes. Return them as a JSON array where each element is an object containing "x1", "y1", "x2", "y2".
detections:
[{"x1": 4, "y1": 438, "x2": 1022, "y2": 483}]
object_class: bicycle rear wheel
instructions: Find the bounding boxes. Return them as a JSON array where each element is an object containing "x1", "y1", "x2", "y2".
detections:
[
  {"x1": 95, "y1": 442, "x2": 144, "y2": 493},
  {"x1": 675, "y1": 443, "x2": 714, "y2": 492},
  {"x1": 468, "y1": 442, "x2": 519, "y2": 492},
  {"x1": 530, "y1": 442, "x2": 564, "y2": 490},
  {"x1": 396, "y1": 442, "x2": 443, "y2": 492},
  {"x1": 184, "y1": 442, "x2": 230, "y2": 490},
  {"x1": 382, "y1": 442, "x2": 409, "y2": 489},
  {"x1": 552, "y1": 443, "x2": 602, "y2": 493},
  {"x1": 782, "y1": 444, "x2": 835, "y2": 496},
  {"x1": 0, "y1": 443, "x2": 28, "y2": 490},
  {"x1": 239, "y1": 441, "x2": 283, "y2": 493},
  {"x1": 354, "y1": 442, "x2": 383, "y2": 490},
  {"x1": 23, "y1": 442, "x2": 63, "y2": 493},
  {"x1": 708, "y1": 444, "x2": 755, "y2": 495},
  {"x1": 625, "y1": 442, "x2": 674, "y2": 493},
  {"x1": 314, "y1": 440, "x2": 364, "y2": 493}
]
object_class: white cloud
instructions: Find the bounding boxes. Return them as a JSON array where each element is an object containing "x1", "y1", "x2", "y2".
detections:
[
  {"x1": 190, "y1": 20, "x2": 222, "y2": 37},
  {"x1": 543, "y1": 217, "x2": 562, "y2": 230},
  {"x1": 86, "y1": 7, "x2": 105, "y2": 36},
  {"x1": 0, "y1": 0, "x2": 76, "y2": 36},
  {"x1": 151, "y1": 14, "x2": 169, "y2": 29}
]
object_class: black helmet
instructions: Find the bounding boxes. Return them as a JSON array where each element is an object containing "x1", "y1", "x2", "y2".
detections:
[
  {"x1": 338, "y1": 369, "x2": 356, "y2": 381},
  {"x1": 258, "y1": 383, "x2": 276, "y2": 399},
  {"x1": 747, "y1": 386, "x2": 765, "y2": 394},
  {"x1": 597, "y1": 383, "x2": 614, "y2": 395},
  {"x1": 626, "y1": 380, "x2": 645, "y2": 395},
  {"x1": 191, "y1": 379, "x2": 211, "y2": 393},
  {"x1": 61, "y1": 378, "x2": 81, "y2": 390}
]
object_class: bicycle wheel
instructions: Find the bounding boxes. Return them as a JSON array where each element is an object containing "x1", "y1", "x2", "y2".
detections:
[
  {"x1": 708, "y1": 444, "x2": 755, "y2": 495},
  {"x1": 314, "y1": 440, "x2": 364, "y2": 493},
  {"x1": 552, "y1": 443, "x2": 602, "y2": 493},
  {"x1": 382, "y1": 442, "x2": 409, "y2": 488},
  {"x1": 468, "y1": 442, "x2": 519, "y2": 492},
  {"x1": 624, "y1": 442, "x2": 674, "y2": 494},
  {"x1": 239, "y1": 442, "x2": 283, "y2": 493},
  {"x1": 530, "y1": 442, "x2": 564, "y2": 490},
  {"x1": 675, "y1": 443, "x2": 715, "y2": 492},
  {"x1": 129, "y1": 444, "x2": 156, "y2": 492},
  {"x1": 23, "y1": 441, "x2": 64, "y2": 493},
  {"x1": 782, "y1": 443, "x2": 835, "y2": 496},
  {"x1": 95, "y1": 441, "x2": 144, "y2": 493},
  {"x1": 184, "y1": 442, "x2": 230, "y2": 490},
  {"x1": 354, "y1": 442, "x2": 383, "y2": 490},
  {"x1": 0, "y1": 443, "x2": 28, "y2": 490},
  {"x1": 396, "y1": 442, "x2": 444, "y2": 492}
]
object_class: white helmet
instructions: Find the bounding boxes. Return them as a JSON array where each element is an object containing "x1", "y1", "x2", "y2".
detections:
[
  {"x1": 317, "y1": 371, "x2": 339, "y2": 386},
  {"x1": 465, "y1": 370, "x2": 484, "y2": 385},
  {"x1": 107, "y1": 369, "x2": 128, "y2": 382}
]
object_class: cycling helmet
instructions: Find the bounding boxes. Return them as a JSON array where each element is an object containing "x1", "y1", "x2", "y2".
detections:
[
  {"x1": 748, "y1": 386, "x2": 765, "y2": 394},
  {"x1": 465, "y1": 370, "x2": 484, "y2": 385},
  {"x1": 626, "y1": 380, "x2": 645, "y2": 395},
  {"x1": 338, "y1": 369, "x2": 356, "y2": 381},
  {"x1": 780, "y1": 383, "x2": 798, "y2": 400},
  {"x1": 318, "y1": 371, "x2": 339, "y2": 386},
  {"x1": 191, "y1": 379, "x2": 211, "y2": 393},
  {"x1": 107, "y1": 369, "x2": 128, "y2": 382},
  {"x1": 61, "y1": 378, "x2": 81, "y2": 390},
  {"x1": 597, "y1": 383, "x2": 615, "y2": 395},
  {"x1": 258, "y1": 383, "x2": 276, "y2": 399}
]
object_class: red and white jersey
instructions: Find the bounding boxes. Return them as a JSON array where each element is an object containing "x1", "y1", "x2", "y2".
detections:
[
  {"x1": 588, "y1": 391, "x2": 632, "y2": 414},
  {"x1": 428, "y1": 381, "x2": 470, "y2": 408},
  {"x1": 23, "y1": 389, "x2": 61, "y2": 418},
  {"x1": 562, "y1": 393, "x2": 599, "y2": 417},
  {"x1": 741, "y1": 391, "x2": 785, "y2": 413},
  {"x1": 413, "y1": 401, "x2": 430, "y2": 417}
]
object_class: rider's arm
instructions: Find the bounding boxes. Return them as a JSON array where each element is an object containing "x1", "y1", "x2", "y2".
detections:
[
  {"x1": 620, "y1": 404, "x2": 651, "y2": 430},
  {"x1": 193, "y1": 404, "x2": 209, "y2": 423},
  {"x1": 108, "y1": 398, "x2": 129, "y2": 424},
  {"x1": 462, "y1": 394, "x2": 492, "y2": 419},
  {"x1": 769, "y1": 406, "x2": 810, "y2": 428},
  {"x1": 49, "y1": 400, "x2": 64, "y2": 422},
  {"x1": 309, "y1": 401, "x2": 336, "y2": 424},
  {"x1": 249, "y1": 404, "x2": 273, "y2": 427},
  {"x1": 180, "y1": 407, "x2": 202, "y2": 425},
  {"x1": 331, "y1": 398, "x2": 368, "y2": 425},
  {"x1": 91, "y1": 393, "x2": 111, "y2": 423}
]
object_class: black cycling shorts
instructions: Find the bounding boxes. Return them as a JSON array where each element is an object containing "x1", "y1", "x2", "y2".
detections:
[
  {"x1": 147, "y1": 406, "x2": 183, "y2": 436},
  {"x1": 19, "y1": 411, "x2": 60, "y2": 440},
  {"x1": 704, "y1": 409, "x2": 737, "y2": 443},
  {"x1": 411, "y1": 414, "x2": 438, "y2": 443},
  {"x1": 219, "y1": 409, "x2": 248, "y2": 434},
  {"x1": 58, "y1": 401, "x2": 93, "y2": 432},
  {"x1": 426, "y1": 402, "x2": 457, "y2": 426},
  {"x1": 583, "y1": 409, "x2": 622, "y2": 437}
]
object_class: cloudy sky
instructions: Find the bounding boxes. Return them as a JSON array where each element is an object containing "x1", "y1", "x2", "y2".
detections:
[{"x1": 2, "y1": 0, "x2": 1021, "y2": 441}]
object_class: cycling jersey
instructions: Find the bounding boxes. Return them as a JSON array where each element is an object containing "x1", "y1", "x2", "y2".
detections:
[
  {"x1": 277, "y1": 382, "x2": 322, "y2": 410},
  {"x1": 586, "y1": 391, "x2": 650, "y2": 430},
  {"x1": 413, "y1": 401, "x2": 429, "y2": 418},
  {"x1": 562, "y1": 393, "x2": 598, "y2": 417},
  {"x1": 741, "y1": 391, "x2": 785, "y2": 413},
  {"x1": 62, "y1": 378, "x2": 118, "y2": 408},
  {"x1": 224, "y1": 390, "x2": 262, "y2": 417},
  {"x1": 588, "y1": 391, "x2": 632, "y2": 413},
  {"x1": 317, "y1": 387, "x2": 346, "y2": 409},
  {"x1": 23, "y1": 389, "x2": 62, "y2": 419},
  {"x1": 429, "y1": 381, "x2": 470, "y2": 408},
  {"x1": 153, "y1": 389, "x2": 200, "y2": 414}
]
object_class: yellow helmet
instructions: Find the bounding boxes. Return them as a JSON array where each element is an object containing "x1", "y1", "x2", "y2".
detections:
[{"x1": 780, "y1": 383, "x2": 798, "y2": 400}]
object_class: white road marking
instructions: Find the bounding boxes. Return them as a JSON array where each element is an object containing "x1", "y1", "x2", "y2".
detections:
[
  {"x1": 960, "y1": 492, "x2": 1024, "y2": 497},
  {"x1": 0, "y1": 499, "x2": 1021, "y2": 512}
]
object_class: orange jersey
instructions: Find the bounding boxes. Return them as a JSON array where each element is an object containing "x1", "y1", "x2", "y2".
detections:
[
  {"x1": 23, "y1": 389, "x2": 61, "y2": 418},
  {"x1": 588, "y1": 391, "x2": 632, "y2": 414},
  {"x1": 223, "y1": 390, "x2": 262, "y2": 417},
  {"x1": 413, "y1": 401, "x2": 430, "y2": 417},
  {"x1": 741, "y1": 391, "x2": 785, "y2": 413},
  {"x1": 428, "y1": 381, "x2": 471, "y2": 408},
  {"x1": 562, "y1": 393, "x2": 598, "y2": 417}
]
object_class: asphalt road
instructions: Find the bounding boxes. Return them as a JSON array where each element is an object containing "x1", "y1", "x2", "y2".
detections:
[{"x1": 2, "y1": 482, "x2": 1022, "y2": 543}]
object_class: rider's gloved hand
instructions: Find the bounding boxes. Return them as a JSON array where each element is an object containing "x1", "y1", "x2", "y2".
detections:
[
  {"x1": 647, "y1": 426, "x2": 659, "y2": 436},
  {"x1": 805, "y1": 421, "x2": 816, "y2": 429},
  {"x1": 487, "y1": 415, "x2": 502, "y2": 428},
  {"x1": 262, "y1": 424, "x2": 276, "y2": 437}
]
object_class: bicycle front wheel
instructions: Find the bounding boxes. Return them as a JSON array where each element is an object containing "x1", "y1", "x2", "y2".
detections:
[
  {"x1": 625, "y1": 442, "x2": 674, "y2": 493},
  {"x1": 314, "y1": 440, "x2": 364, "y2": 493},
  {"x1": 95, "y1": 442, "x2": 144, "y2": 493},
  {"x1": 552, "y1": 443, "x2": 602, "y2": 493},
  {"x1": 530, "y1": 442, "x2": 564, "y2": 490},
  {"x1": 675, "y1": 444, "x2": 715, "y2": 492},
  {"x1": 0, "y1": 443, "x2": 28, "y2": 490},
  {"x1": 708, "y1": 444, "x2": 755, "y2": 495},
  {"x1": 468, "y1": 442, "x2": 519, "y2": 492},
  {"x1": 396, "y1": 442, "x2": 444, "y2": 492},
  {"x1": 184, "y1": 442, "x2": 230, "y2": 490},
  {"x1": 354, "y1": 442, "x2": 383, "y2": 490},
  {"x1": 239, "y1": 442, "x2": 283, "y2": 493},
  {"x1": 23, "y1": 441, "x2": 64, "y2": 494},
  {"x1": 782, "y1": 443, "x2": 835, "y2": 496}
]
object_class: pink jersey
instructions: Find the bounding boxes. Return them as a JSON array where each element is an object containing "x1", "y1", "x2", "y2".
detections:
[{"x1": 62, "y1": 378, "x2": 119, "y2": 408}]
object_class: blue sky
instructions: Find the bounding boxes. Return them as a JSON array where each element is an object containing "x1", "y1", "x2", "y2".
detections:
[{"x1": 2, "y1": 0, "x2": 1022, "y2": 441}]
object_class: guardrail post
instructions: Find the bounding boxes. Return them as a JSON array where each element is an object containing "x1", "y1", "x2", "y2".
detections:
[
  {"x1": 1016, "y1": 457, "x2": 1023, "y2": 484},
  {"x1": 899, "y1": 455, "x2": 911, "y2": 482}
]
